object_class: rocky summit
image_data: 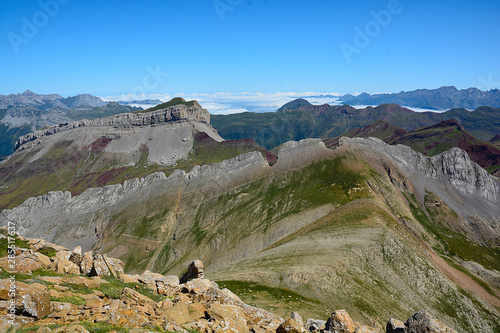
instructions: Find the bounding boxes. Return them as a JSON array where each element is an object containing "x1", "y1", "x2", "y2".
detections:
[{"x1": 0, "y1": 228, "x2": 459, "y2": 333}]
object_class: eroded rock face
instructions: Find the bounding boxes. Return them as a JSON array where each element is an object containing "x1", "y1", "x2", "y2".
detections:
[
  {"x1": 352, "y1": 137, "x2": 499, "y2": 202},
  {"x1": 15, "y1": 103, "x2": 211, "y2": 151}
]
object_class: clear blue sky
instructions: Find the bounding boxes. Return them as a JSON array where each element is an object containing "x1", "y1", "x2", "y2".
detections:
[{"x1": 1, "y1": 0, "x2": 499, "y2": 96}]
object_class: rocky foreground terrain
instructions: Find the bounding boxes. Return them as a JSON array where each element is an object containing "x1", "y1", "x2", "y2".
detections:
[{"x1": 0, "y1": 228, "x2": 458, "y2": 333}]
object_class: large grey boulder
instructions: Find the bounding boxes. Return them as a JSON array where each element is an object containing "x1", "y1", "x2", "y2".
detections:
[{"x1": 404, "y1": 311, "x2": 457, "y2": 333}]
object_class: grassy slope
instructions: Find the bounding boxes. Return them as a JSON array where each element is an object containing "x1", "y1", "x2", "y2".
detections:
[
  {"x1": 134, "y1": 97, "x2": 197, "y2": 113},
  {"x1": 95, "y1": 149, "x2": 499, "y2": 332},
  {"x1": 323, "y1": 120, "x2": 408, "y2": 148}
]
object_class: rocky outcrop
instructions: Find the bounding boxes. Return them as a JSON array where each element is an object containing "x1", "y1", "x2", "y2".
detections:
[
  {"x1": 338, "y1": 137, "x2": 500, "y2": 204},
  {"x1": 273, "y1": 138, "x2": 333, "y2": 171},
  {"x1": 15, "y1": 102, "x2": 211, "y2": 151},
  {"x1": 0, "y1": 229, "x2": 466, "y2": 333}
]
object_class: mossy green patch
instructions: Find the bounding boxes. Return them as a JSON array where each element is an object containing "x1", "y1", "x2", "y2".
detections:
[
  {"x1": 217, "y1": 280, "x2": 326, "y2": 319},
  {"x1": 51, "y1": 295, "x2": 86, "y2": 306},
  {"x1": 136, "y1": 97, "x2": 197, "y2": 113}
]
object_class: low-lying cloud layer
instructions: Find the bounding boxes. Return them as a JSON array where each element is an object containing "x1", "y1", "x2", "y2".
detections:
[
  {"x1": 103, "y1": 92, "x2": 341, "y2": 115},
  {"x1": 102, "y1": 92, "x2": 445, "y2": 115}
]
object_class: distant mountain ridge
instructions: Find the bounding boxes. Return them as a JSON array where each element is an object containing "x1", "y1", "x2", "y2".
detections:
[
  {"x1": 0, "y1": 92, "x2": 139, "y2": 157},
  {"x1": 117, "y1": 99, "x2": 163, "y2": 105},
  {"x1": 0, "y1": 90, "x2": 106, "y2": 110},
  {"x1": 211, "y1": 102, "x2": 500, "y2": 151},
  {"x1": 339, "y1": 86, "x2": 500, "y2": 110}
]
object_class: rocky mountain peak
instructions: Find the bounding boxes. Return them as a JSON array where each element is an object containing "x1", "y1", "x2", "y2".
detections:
[{"x1": 21, "y1": 89, "x2": 36, "y2": 96}]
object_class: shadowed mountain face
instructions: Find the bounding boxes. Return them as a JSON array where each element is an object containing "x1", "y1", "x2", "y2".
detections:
[
  {"x1": 1, "y1": 99, "x2": 500, "y2": 332},
  {"x1": 323, "y1": 119, "x2": 408, "y2": 148},
  {"x1": 339, "y1": 86, "x2": 500, "y2": 110},
  {"x1": 388, "y1": 119, "x2": 500, "y2": 174},
  {"x1": 325, "y1": 119, "x2": 500, "y2": 176},
  {"x1": 211, "y1": 102, "x2": 500, "y2": 149}
]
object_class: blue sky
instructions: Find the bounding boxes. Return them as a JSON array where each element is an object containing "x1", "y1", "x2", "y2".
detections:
[{"x1": 1, "y1": 0, "x2": 499, "y2": 97}]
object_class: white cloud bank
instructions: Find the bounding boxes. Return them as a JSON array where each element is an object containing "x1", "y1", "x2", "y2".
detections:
[
  {"x1": 102, "y1": 92, "x2": 342, "y2": 115},
  {"x1": 101, "y1": 92, "x2": 445, "y2": 115}
]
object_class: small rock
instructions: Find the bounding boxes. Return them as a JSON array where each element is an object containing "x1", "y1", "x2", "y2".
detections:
[
  {"x1": 138, "y1": 270, "x2": 163, "y2": 290},
  {"x1": 56, "y1": 257, "x2": 80, "y2": 275},
  {"x1": 120, "y1": 287, "x2": 157, "y2": 313},
  {"x1": 80, "y1": 251, "x2": 93, "y2": 276},
  {"x1": 405, "y1": 311, "x2": 457, "y2": 333},
  {"x1": 69, "y1": 246, "x2": 82, "y2": 267},
  {"x1": 305, "y1": 318, "x2": 326, "y2": 332},
  {"x1": 90, "y1": 254, "x2": 110, "y2": 277},
  {"x1": 291, "y1": 311, "x2": 304, "y2": 327},
  {"x1": 161, "y1": 300, "x2": 191, "y2": 325},
  {"x1": 355, "y1": 325, "x2": 377, "y2": 333},
  {"x1": 277, "y1": 318, "x2": 304, "y2": 333},
  {"x1": 180, "y1": 259, "x2": 204, "y2": 283},
  {"x1": 325, "y1": 310, "x2": 355, "y2": 333},
  {"x1": 156, "y1": 275, "x2": 180, "y2": 296},
  {"x1": 386, "y1": 318, "x2": 405, "y2": 333},
  {"x1": 120, "y1": 273, "x2": 140, "y2": 284},
  {"x1": 183, "y1": 278, "x2": 215, "y2": 295}
]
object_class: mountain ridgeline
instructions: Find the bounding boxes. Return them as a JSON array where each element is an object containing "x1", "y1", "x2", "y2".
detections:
[
  {"x1": 339, "y1": 85, "x2": 500, "y2": 110},
  {"x1": 1, "y1": 97, "x2": 499, "y2": 332},
  {"x1": 211, "y1": 101, "x2": 500, "y2": 151}
]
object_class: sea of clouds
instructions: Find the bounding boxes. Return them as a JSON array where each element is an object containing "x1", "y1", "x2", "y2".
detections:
[{"x1": 102, "y1": 92, "x2": 443, "y2": 115}]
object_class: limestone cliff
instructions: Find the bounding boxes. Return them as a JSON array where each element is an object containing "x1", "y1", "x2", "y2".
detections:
[{"x1": 15, "y1": 103, "x2": 211, "y2": 151}]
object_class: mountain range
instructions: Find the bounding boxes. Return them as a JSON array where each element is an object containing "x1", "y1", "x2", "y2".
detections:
[
  {"x1": 1, "y1": 97, "x2": 499, "y2": 332},
  {"x1": 323, "y1": 119, "x2": 500, "y2": 176},
  {"x1": 0, "y1": 91, "x2": 143, "y2": 158},
  {"x1": 211, "y1": 100, "x2": 500, "y2": 150},
  {"x1": 338, "y1": 86, "x2": 500, "y2": 110},
  {"x1": 0, "y1": 90, "x2": 106, "y2": 110}
]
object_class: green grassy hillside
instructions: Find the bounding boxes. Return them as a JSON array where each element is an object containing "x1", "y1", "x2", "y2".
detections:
[{"x1": 92, "y1": 147, "x2": 500, "y2": 332}]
